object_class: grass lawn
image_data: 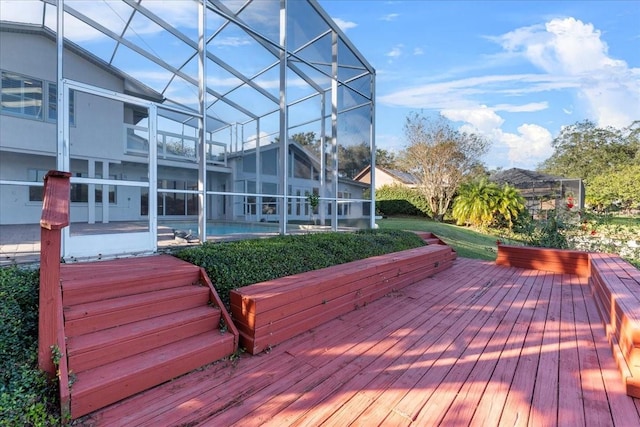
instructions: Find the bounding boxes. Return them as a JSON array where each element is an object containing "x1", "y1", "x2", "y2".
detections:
[
  {"x1": 376, "y1": 217, "x2": 501, "y2": 260},
  {"x1": 608, "y1": 216, "x2": 640, "y2": 227}
]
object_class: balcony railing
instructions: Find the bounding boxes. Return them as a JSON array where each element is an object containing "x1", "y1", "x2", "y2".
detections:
[{"x1": 124, "y1": 124, "x2": 227, "y2": 166}]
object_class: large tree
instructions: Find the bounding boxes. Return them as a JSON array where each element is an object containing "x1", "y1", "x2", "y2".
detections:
[
  {"x1": 398, "y1": 113, "x2": 490, "y2": 221},
  {"x1": 586, "y1": 164, "x2": 640, "y2": 212},
  {"x1": 538, "y1": 120, "x2": 639, "y2": 183}
]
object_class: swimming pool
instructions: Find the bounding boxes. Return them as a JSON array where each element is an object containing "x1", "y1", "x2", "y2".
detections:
[{"x1": 161, "y1": 221, "x2": 279, "y2": 236}]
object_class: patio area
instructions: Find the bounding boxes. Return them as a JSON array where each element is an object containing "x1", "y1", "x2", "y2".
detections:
[{"x1": 77, "y1": 257, "x2": 640, "y2": 426}]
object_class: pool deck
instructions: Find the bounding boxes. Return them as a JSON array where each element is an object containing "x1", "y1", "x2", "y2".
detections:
[
  {"x1": 0, "y1": 222, "x2": 315, "y2": 265},
  {"x1": 0, "y1": 223, "x2": 183, "y2": 265}
]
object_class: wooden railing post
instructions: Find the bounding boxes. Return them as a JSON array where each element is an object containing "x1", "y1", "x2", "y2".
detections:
[{"x1": 38, "y1": 170, "x2": 71, "y2": 376}]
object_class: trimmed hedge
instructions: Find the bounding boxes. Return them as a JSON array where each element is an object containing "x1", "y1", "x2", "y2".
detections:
[
  {"x1": 0, "y1": 267, "x2": 59, "y2": 427},
  {"x1": 376, "y1": 185, "x2": 432, "y2": 217},
  {"x1": 176, "y1": 230, "x2": 426, "y2": 307}
]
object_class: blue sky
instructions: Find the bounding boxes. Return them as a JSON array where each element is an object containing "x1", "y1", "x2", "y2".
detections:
[{"x1": 320, "y1": 0, "x2": 640, "y2": 170}]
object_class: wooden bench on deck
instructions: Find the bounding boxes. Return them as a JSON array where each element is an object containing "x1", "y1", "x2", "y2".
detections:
[
  {"x1": 231, "y1": 242, "x2": 457, "y2": 354},
  {"x1": 590, "y1": 252, "x2": 640, "y2": 397},
  {"x1": 497, "y1": 244, "x2": 640, "y2": 398}
]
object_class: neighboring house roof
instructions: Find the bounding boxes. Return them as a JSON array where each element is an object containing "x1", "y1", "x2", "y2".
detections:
[
  {"x1": 353, "y1": 165, "x2": 418, "y2": 186},
  {"x1": 382, "y1": 168, "x2": 418, "y2": 185},
  {"x1": 489, "y1": 168, "x2": 565, "y2": 189}
]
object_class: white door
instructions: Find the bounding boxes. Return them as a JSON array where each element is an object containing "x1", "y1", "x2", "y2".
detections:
[{"x1": 61, "y1": 81, "x2": 157, "y2": 260}]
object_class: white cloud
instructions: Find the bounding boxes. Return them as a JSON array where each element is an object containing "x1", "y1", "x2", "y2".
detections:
[
  {"x1": 413, "y1": 47, "x2": 424, "y2": 56},
  {"x1": 442, "y1": 107, "x2": 553, "y2": 168},
  {"x1": 244, "y1": 131, "x2": 272, "y2": 149},
  {"x1": 386, "y1": 45, "x2": 403, "y2": 58},
  {"x1": 442, "y1": 106, "x2": 504, "y2": 134},
  {"x1": 494, "y1": 17, "x2": 640, "y2": 128},
  {"x1": 498, "y1": 124, "x2": 553, "y2": 165},
  {"x1": 332, "y1": 18, "x2": 357, "y2": 32},
  {"x1": 211, "y1": 37, "x2": 252, "y2": 47},
  {"x1": 378, "y1": 73, "x2": 569, "y2": 109},
  {"x1": 493, "y1": 102, "x2": 548, "y2": 113},
  {"x1": 380, "y1": 13, "x2": 400, "y2": 22}
]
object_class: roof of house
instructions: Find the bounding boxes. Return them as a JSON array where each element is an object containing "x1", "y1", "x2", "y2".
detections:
[
  {"x1": 353, "y1": 165, "x2": 418, "y2": 185},
  {"x1": 382, "y1": 167, "x2": 418, "y2": 185},
  {"x1": 489, "y1": 168, "x2": 566, "y2": 188},
  {"x1": 0, "y1": 23, "x2": 165, "y2": 104}
]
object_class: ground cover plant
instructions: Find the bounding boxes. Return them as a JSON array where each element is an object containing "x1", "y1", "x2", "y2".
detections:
[
  {"x1": 0, "y1": 267, "x2": 59, "y2": 427},
  {"x1": 175, "y1": 229, "x2": 426, "y2": 307}
]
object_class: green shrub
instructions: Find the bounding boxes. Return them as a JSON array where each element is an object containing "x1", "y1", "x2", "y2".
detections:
[
  {"x1": 176, "y1": 230, "x2": 425, "y2": 306},
  {"x1": 0, "y1": 267, "x2": 60, "y2": 426},
  {"x1": 375, "y1": 185, "x2": 431, "y2": 217}
]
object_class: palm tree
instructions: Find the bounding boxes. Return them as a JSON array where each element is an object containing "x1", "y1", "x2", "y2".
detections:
[
  {"x1": 452, "y1": 179, "x2": 500, "y2": 227},
  {"x1": 452, "y1": 179, "x2": 526, "y2": 229},
  {"x1": 494, "y1": 183, "x2": 525, "y2": 229}
]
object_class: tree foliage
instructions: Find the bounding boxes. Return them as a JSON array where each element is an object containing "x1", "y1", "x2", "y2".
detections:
[
  {"x1": 375, "y1": 148, "x2": 396, "y2": 169},
  {"x1": 586, "y1": 164, "x2": 640, "y2": 211},
  {"x1": 538, "y1": 120, "x2": 639, "y2": 183},
  {"x1": 452, "y1": 179, "x2": 525, "y2": 229},
  {"x1": 375, "y1": 184, "x2": 431, "y2": 217},
  {"x1": 538, "y1": 120, "x2": 640, "y2": 211},
  {"x1": 398, "y1": 113, "x2": 489, "y2": 221}
]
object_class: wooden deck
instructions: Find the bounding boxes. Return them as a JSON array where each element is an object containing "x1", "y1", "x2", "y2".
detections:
[{"x1": 79, "y1": 257, "x2": 640, "y2": 426}]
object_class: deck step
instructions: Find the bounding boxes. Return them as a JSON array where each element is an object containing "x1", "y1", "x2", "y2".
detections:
[
  {"x1": 67, "y1": 306, "x2": 221, "y2": 372},
  {"x1": 61, "y1": 255, "x2": 201, "y2": 305},
  {"x1": 64, "y1": 285, "x2": 210, "y2": 336},
  {"x1": 70, "y1": 331, "x2": 236, "y2": 418}
]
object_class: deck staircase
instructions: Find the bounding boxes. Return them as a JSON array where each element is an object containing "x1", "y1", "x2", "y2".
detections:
[
  {"x1": 59, "y1": 255, "x2": 238, "y2": 419},
  {"x1": 414, "y1": 231, "x2": 457, "y2": 254}
]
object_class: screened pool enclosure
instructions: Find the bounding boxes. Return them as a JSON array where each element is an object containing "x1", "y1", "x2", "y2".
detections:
[{"x1": 0, "y1": 0, "x2": 376, "y2": 259}]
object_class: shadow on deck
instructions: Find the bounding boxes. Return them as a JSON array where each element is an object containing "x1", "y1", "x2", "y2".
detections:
[{"x1": 77, "y1": 257, "x2": 640, "y2": 426}]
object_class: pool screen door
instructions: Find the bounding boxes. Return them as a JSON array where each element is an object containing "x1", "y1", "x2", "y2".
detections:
[{"x1": 60, "y1": 81, "x2": 158, "y2": 259}]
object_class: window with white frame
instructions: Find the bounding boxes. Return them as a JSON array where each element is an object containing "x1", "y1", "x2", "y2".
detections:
[
  {"x1": 28, "y1": 169, "x2": 116, "y2": 203},
  {"x1": 338, "y1": 191, "x2": 351, "y2": 216},
  {"x1": 1, "y1": 70, "x2": 74, "y2": 124}
]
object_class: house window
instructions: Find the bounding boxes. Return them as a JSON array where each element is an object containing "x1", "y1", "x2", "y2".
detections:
[
  {"x1": 48, "y1": 83, "x2": 75, "y2": 125},
  {"x1": 29, "y1": 169, "x2": 117, "y2": 204},
  {"x1": 1, "y1": 71, "x2": 43, "y2": 119},
  {"x1": 338, "y1": 191, "x2": 351, "y2": 216},
  {"x1": 27, "y1": 169, "x2": 47, "y2": 202},
  {"x1": 245, "y1": 181, "x2": 257, "y2": 215},
  {"x1": 1, "y1": 70, "x2": 74, "y2": 124},
  {"x1": 262, "y1": 182, "x2": 277, "y2": 215},
  {"x1": 157, "y1": 179, "x2": 198, "y2": 216}
]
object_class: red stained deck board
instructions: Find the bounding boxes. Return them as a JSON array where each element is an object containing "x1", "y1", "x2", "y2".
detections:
[
  {"x1": 326, "y1": 264, "x2": 536, "y2": 426},
  {"x1": 494, "y1": 268, "x2": 556, "y2": 426},
  {"x1": 232, "y1": 257, "x2": 453, "y2": 329},
  {"x1": 344, "y1": 264, "x2": 524, "y2": 427},
  {"x1": 67, "y1": 306, "x2": 220, "y2": 372},
  {"x1": 94, "y1": 278, "x2": 414, "y2": 426},
  {"x1": 496, "y1": 245, "x2": 590, "y2": 276},
  {"x1": 399, "y1": 265, "x2": 534, "y2": 426},
  {"x1": 467, "y1": 270, "x2": 546, "y2": 426},
  {"x1": 231, "y1": 246, "x2": 452, "y2": 313},
  {"x1": 228, "y1": 262, "x2": 506, "y2": 427},
  {"x1": 436, "y1": 269, "x2": 547, "y2": 426},
  {"x1": 172, "y1": 261, "x2": 475, "y2": 426},
  {"x1": 573, "y1": 274, "x2": 617, "y2": 426},
  {"x1": 556, "y1": 274, "x2": 587, "y2": 427},
  {"x1": 63, "y1": 286, "x2": 210, "y2": 336},
  {"x1": 527, "y1": 272, "x2": 563, "y2": 426},
  {"x1": 578, "y1": 277, "x2": 637, "y2": 426},
  {"x1": 79, "y1": 259, "x2": 640, "y2": 426}
]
